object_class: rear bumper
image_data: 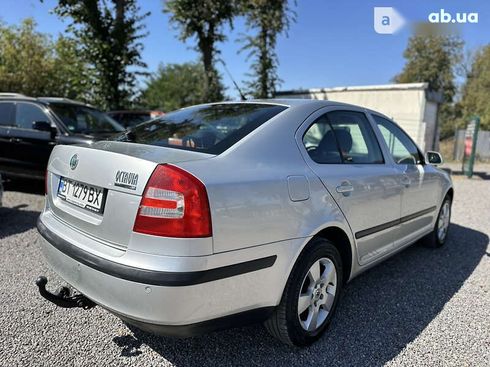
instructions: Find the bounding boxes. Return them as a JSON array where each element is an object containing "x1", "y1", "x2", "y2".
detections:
[
  {"x1": 115, "y1": 307, "x2": 274, "y2": 337},
  {"x1": 37, "y1": 218, "x2": 276, "y2": 287},
  {"x1": 37, "y1": 214, "x2": 303, "y2": 335}
]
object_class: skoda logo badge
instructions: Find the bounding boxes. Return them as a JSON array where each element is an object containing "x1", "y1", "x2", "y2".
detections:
[{"x1": 70, "y1": 154, "x2": 79, "y2": 170}]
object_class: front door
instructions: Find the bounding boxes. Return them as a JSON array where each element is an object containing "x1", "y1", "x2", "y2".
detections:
[
  {"x1": 0, "y1": 102, "x2": 18, "y2": 175},
  {"x1": 372, "y1": 114, "x2": 440, "y2": 248},
  {"x1": 298, "y1": 108, "x2": 402, "y2": 265}
]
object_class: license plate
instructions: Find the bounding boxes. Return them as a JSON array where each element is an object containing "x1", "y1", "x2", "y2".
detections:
[{"x1": 57, "y1": 177, "x2": 106, "y2": 214}]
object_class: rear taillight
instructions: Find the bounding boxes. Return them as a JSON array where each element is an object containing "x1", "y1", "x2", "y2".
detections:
[{"x1": 133, "y1": 164, "x2": 212, "y2": 238}]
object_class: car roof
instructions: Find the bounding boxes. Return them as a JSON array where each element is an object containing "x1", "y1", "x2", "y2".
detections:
[
  {"x1": 0, "y1": 96, "x2": 39, "y2": 103},
  {"x1": 258, "y1": 98, "x2": 392, "y2": 117},
  {"x1": 0, "y1": 95, "x2": 93, "y2": 108},
  {"x1": 206, "y1": 98, "x2": 370, "y2": 110},
  {"x1": 37, "y1": 97, "x2": 94, "y2": 107},
  {"x1": 160, "y1": 99, "x2": 384, "y2": 119}
]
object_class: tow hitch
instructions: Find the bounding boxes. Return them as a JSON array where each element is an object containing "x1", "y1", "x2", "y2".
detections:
[{"x1": 35, "y1": 276, "x2": 96, "y2": 310}]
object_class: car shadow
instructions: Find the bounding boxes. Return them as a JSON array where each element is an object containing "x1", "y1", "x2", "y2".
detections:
[
  {"x1": 0, "y1": 205, "x2": 40, "y2": 238},
  {"x1": 443, "y1": 168, "x2": 490, "y2": 181},
  {"x1": 113, "y1": 223, "x2": 487, "y2": 366},
  {"x1": 3, "y1": 178, "x2": 45, "y2": 195}
]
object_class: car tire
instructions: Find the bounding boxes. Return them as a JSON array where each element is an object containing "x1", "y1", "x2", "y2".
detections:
[
  {"x1": 423, "y1": 196, "x2": 452, "y2": 248},
  {"x1": 264, "y1": 237, "x2": 343, "y2": 346}
]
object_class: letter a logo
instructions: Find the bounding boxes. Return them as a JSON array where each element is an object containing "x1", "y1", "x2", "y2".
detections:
[{"x1": 374, "y1": 7, "x2": 405, "y2": 34}]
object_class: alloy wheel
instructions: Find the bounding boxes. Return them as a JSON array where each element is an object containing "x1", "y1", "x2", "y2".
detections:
[
  {"x1": 297, "y1": 257, "x2": 337, "y2": 332},
  {"x1": 437, "y1": 201, "x2": 451, "y2": 242}
]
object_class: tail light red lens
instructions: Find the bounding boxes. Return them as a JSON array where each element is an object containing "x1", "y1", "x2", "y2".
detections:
[{"x1": 133, "y1": 164, "x2": 212, "y2": 238}]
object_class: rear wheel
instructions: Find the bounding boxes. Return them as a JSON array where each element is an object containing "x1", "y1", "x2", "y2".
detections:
[
  {"x1": 423, "y1": 196, "x2": 452, "y2": 248},
  {"x1": 264, "y1": 238, "x2": 343, "y2": 346}
]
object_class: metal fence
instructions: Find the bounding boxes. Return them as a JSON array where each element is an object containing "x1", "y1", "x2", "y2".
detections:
[{"x1": 454, "y1": 129, "x2": 490, "y2": 161}]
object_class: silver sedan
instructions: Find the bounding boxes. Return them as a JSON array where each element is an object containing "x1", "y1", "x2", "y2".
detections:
[{"x1": 36, "y1": 99, "x2": 453, "y2": 346}]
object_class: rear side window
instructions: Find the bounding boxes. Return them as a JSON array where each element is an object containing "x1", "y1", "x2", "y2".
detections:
[
  {"x1": 303, "y1": 115, "x2": 342, "y2": 163},
  {"x1": 0, "y1": 103, "x2": 15, "y2": 126},
  {"x1": 114, "y1": 103, "x2": 288, "y2": 154},
  {"x1": 303, "y1": 110, "x2": 384, "y2": 164}
]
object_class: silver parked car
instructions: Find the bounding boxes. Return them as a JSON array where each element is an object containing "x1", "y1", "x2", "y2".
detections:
[{"x1": 36, "y1": 100, "x2": 453, "y2": 346}]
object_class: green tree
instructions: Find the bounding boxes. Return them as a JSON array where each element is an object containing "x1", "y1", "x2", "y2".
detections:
[
  {"x1": 0, "y1": 19, "x2": 53, "y2": 95},
  {"x1": 459, "y1": 45, "x2": 490, "y2": 130},
  {"x1": 52, "y1": 0, "x2": 149, "y2": 110},
  {"x1": 395, "y1": 34, "x2": 463, "y2": 139},
  {"x1": 0, "y1": 19, "x2": 89, "y2": 100},
  {"x1": 141, "y1": 62, "x2": 207, "y2": 111},
  {"x1": 49, "y1": 36, "x2": 94, "y2": 101},
  {"x1": 239, "y1": 0, "x2": 295, "y2": 98},
  {"x1": 164, "y1": 0, "x2": 236, "y2": 102}
]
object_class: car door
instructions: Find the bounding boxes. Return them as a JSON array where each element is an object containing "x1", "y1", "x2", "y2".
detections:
[
  {"x1": 0, "y1": 101, "x2": 18, "y2": 175},
  {"x1": 8, "y1": 102, "x2": 57, "y2": 178},
  {"x1": 297, "y1": 107, "x2": 402, "y2": 265},
  {"x1": 371, "y1": 114, "x2": 440, "y2": 248}
]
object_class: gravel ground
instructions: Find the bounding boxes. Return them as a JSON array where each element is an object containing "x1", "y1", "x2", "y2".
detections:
[{"x1": 0, "y1": 174, "x2": 489, "y2": 367}]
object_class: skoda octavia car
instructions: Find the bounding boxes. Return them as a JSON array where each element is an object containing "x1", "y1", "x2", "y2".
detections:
[{"x1": 36, "y1": 100, "x2": 453, "y2": 346}]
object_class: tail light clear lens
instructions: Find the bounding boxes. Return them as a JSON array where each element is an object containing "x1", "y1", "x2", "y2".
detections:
[{"x1": 133, "y1": 164, "x2": 212, "y2": 238}]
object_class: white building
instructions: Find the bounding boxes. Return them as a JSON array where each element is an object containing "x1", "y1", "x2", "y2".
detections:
[{"x1": 276, "y1": 82, "x2": 443, "y2": 152}]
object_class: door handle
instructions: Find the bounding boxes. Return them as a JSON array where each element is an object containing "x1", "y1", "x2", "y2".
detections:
[
  {"x1": 336, "y1": 182, "x2": 354, "y2": 196},
  {"x1": 401, "y1": 175, "x2": 411, "y2": 187}
]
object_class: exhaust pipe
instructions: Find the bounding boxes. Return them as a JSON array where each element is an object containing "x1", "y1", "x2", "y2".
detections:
[{"x1": 35, "y1": 276, "x2": 96, "y2": 310}]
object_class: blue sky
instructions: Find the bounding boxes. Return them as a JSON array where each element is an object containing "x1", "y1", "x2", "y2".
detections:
[{"x1": 1, "y1": 0, "x2": 489, "y2": 98}]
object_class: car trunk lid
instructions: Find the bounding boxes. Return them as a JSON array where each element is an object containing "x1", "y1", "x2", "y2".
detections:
[{"x1": 46, "y1": 142, "x2": 213, "y2": 249}]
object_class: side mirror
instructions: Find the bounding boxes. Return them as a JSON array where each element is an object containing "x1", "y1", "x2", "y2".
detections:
[
  {"x1": 426, "y1": 151, "x2": 443, "y2": 165},
  {"x1": 32, "y1": 121, "x2": 52, "y2": 132}
]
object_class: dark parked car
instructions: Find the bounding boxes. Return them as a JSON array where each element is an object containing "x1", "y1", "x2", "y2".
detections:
[
  {"x1": 0, "y1": 95, "x2": 124, "y2": 180},
  {"x1": 107, "y1": 110, "x2": 164, "y2": 128},
  {"x1": 0, "y1": 173, "x2": 3, "y2": 206}
]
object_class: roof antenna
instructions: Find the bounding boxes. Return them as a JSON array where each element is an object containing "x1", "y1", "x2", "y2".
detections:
[{"x1": 219, "y1": 59, "x2": 247, "y2": 101}]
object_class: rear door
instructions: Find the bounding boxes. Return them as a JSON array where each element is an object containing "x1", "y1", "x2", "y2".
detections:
[
  {"x1": 297, "y1": 107, "x2": 402, "y2": 265},
  {"x1": 371, "y1": 114, "x2": 440, "y2": 248}
]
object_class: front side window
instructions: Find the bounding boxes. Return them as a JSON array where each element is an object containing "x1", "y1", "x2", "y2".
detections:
[
  {"x1": 303, "y1": 110, "x2": 384, "y2": 164},
  {"x1": 50, "y1": 103, "x2": 124, "y2": 134},
  {"x1": 0, "y1": 103, "x2": 15, "y2": 126},
  {"x1": 114, "y1": 103, "x2": 288, "y2": 154},
  {"x1": 15, "y1": 103, "x2": 50, "y2": 130},
  {"x1": 373, "y1": 115, "x2": 422, "y2": 165}
]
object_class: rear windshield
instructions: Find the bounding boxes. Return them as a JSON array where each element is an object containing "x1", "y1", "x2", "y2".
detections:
[
  {"x1": 113, "y1": 103, "x2": 287, "y2": 154},
  {"x1": 50, "y1": 103, "x2": 124, "y2": 134}
]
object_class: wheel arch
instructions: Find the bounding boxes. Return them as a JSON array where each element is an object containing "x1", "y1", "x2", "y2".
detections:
[
  {"x1": 314, "y1": 226, "x2": 353, "y2": 284},
  {"x1": 445, "y1": 187, "x2": 454, "y2": 201},
  {"x1": 276, "y1": 222, "x2": 356, "y2": 307}
]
